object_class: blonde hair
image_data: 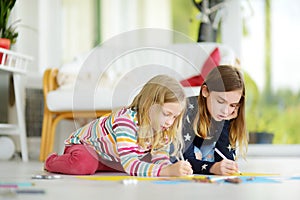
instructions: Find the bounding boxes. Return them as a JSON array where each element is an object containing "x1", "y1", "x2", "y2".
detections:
[
  {"x1": 128, "y1": 74, "x2": 186, "y2": 159},
  {"x1": 193, "y1": 65, "x2": 247, "y2": 156}
]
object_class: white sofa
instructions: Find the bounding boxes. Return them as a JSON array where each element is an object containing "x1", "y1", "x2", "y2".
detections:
[
  {"x1": 40, "y1": 42, "x2": 237, "y2": 161},
  {"x1": 49, "y1": 42, "x2": 236, "y2": 111}
]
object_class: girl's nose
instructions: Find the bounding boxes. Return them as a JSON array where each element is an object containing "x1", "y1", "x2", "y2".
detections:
[
  {"x1": 221, "y1": 105, "x2": 230, "y2": 115},
  {"x1": 165, "y1": 117, "x2": 175, "y2": 127}
]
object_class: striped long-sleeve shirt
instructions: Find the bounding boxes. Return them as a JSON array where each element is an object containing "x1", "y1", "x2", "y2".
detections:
[{"x1": 64, "y1": 107, "x2": 171, "y2": 176}]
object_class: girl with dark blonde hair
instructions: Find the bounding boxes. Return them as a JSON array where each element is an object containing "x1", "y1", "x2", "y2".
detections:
[
  {"x1": 182, "y1": 65, "x2": 247, "y2": 175},
  {"x1": 45, "y1": 74, "x2": 193, "y2": 177}
]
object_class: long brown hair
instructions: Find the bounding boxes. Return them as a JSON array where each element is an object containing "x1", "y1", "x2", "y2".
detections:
[
  {"x1": 193, "y1": 65, "x2": 247, "y2": 156},
  {"x1": 128, "y1": 75, "x2": 186, "y2": 159}
]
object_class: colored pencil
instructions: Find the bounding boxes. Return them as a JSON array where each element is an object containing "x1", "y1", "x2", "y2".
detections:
[{"x1": 215, "y1": 147, "x2": 242, "y2": 175}]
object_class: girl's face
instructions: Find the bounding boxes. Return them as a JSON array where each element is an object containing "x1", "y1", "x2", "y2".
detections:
[
  {"x1": 149, "y1": 102, "x2": 182, "y2": 131},
  {"x1": 202, "y1": 86, "x2": 242, "y2": 121}
]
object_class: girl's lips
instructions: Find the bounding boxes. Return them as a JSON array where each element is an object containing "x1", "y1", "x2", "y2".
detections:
[{"x1": 216, "y1": 114, "x2": 226, "y2": 120}]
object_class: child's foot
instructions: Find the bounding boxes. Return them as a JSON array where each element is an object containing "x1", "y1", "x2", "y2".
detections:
[
  {"x1": 44, "y1": 153, "x2": 58, "y2": 171},
  {"x1": 45, "y1": 152, "x2": 58, "y2": 160}
]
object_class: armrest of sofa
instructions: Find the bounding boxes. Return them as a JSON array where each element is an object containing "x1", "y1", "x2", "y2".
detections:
[{"x1": 43, "y1": 68, "x2": 59, "y2": 101}]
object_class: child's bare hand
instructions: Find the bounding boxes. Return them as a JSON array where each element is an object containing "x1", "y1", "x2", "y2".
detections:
[
  {"x1": 210, "y1": 159, "x2": 239, "y2": 175},
  {"x1": 160, "y1": 160, "x2": 193, "y2": 177}
]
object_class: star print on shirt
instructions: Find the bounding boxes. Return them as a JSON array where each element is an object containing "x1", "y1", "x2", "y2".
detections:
[
  {"x1": 201, "y1": 164, "x2": 208, "y2": 171},
  {"x1": 184, "y1": 133, "x2": 191, "y2": 141},
  {"x1": 227, "y1": 144, "x2": 232, "y2": 151},
  {"x1": 186, "y1": 115, "x2": 191, "y2": 124},
  {"x1": 188, "y1": 103, "x2": 194, "y2": 110},
  {"x1": 227, "y1": 144, "x2": 234, "y2": 151}
]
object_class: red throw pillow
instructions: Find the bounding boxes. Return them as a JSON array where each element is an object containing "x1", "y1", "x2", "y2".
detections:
[
  {"x1": 180, "y1": 47, "x2": 220, "y2": 87},
  {"x1": 180, "y1": 74, "x2": 205, "y2": 87}
]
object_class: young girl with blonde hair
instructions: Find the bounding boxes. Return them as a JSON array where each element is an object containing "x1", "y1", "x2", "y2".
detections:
[
  {"x1": 45, "y1": 74, "x2": 193, "y2": 177},
  {"x1": 182, "y1": 65, "x2": 247, "y2": 175}
]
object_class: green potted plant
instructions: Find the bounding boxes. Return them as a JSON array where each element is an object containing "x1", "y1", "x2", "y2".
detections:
[
  {"x1": 247, "y1": 112, "x2": 275, "y2": 144},
  {"x1": 244, "y1": 71, "x2": 275, "y2": 144},
  {"x1": 0, "y1": 0, "x2": 18, "y2": 49}
]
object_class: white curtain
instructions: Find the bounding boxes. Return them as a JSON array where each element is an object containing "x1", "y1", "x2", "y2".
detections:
[{"x1": 62, "y1": 0, "x2": 96, "y2": 63}]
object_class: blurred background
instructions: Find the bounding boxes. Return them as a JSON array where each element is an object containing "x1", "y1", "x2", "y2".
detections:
[{"x1": 1, "y1": 0, "x2": 300, "y2": 160}]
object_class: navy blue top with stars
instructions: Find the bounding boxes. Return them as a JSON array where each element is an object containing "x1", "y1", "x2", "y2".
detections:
[{"x1": 181, "y1": 96, "x2": 236, "y2": 175}]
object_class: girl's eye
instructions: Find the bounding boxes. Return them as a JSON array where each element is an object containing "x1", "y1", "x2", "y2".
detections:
[
  {"x1": 217, "y1": 100, "x2": 224, "y2": 104},
  {"x1": 163, "y1": 111, "x2": 177, "y2": 119},
  {"x1": 231, "y1": 104, "x2": 240, "y2": 108},
  {"x1": 162, "y1": 111, "x2": 170, "y2": 116}
]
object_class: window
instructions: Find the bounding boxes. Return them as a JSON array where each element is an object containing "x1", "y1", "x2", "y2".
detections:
[
  {"x1": 61, "y1": 0, "x2": 97, "y2": 63},
  {"x1": 171, "y1": 0, "x2": 300, "y2": 144},
  {"x1": 61, "y1": 0, "x2": 300, "y2": 144},
  {"x1": 241, "y1": 0, "x2": 300, "y2": 144}
]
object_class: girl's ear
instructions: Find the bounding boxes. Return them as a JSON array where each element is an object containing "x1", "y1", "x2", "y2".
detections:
[{"x1": 202, "y1": 85, "x2": 209, "y2": 98}]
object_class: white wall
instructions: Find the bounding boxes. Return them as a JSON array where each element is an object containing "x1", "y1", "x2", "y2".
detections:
[
  {"x1": 14, "y1": 0, "x2": 173, "y2": 89},
  {"x1": 221, "y1": 0, "x2": 242, "y2": 58},
  {"x1": 101, "y1": 0, "x2": 172, "y2": 44},
  {"x1": 12, "y1": 0, "x2": 241, "y2": 89},
  {"x1": 61, "y1": 0, "x2": 96, "y2": 63},
  {"x1": 11, "y1": 0, "x2": 62, "y2": 88}
]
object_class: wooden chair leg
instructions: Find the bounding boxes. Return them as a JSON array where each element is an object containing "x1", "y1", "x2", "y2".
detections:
[
  {"x1": 40, "y1": 110, "x2": 111, "y2": 161},
  {"x1": 40, "y1": 110, "x2": 52, "y2": 161},
  {"x1": 46, "y1": 116, "x2": 61, "y2": 157}
]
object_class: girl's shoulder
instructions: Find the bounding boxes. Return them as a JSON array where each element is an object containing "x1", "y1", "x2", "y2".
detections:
[
  {"x1": 113, "y1": 107, "x2": 138, "y2": 124},
  {"x1": 184, "y1": 96, "x2": 199, "y2": 117},
  {"x1": 187, "y1": 96, "x2": 198, "y2": 107},
  {"x1": 115, "y1": 107, "x2": 137, "y2": 116},
  {"x1": 187, "y1": 95, "x2": 198, "y2": 102}
]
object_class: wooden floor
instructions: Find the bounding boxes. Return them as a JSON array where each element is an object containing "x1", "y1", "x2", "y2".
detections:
[{"x1": 1, "y1": 156, "x2": 300, "y2": 200}]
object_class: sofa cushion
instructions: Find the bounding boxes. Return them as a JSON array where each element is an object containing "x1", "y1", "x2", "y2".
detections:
[
  {"x1": 180, "y1": 47, "x2": 220, "y2": 87},
  {"x1": 47, "y1": 86, "x2": 200, "y2": 111}
]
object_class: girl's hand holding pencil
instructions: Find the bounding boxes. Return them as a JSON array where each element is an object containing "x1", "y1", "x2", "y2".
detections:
[
  {"x1": 160, "y1": 160, "x2": 193, "y2": 177},
  {"x1": 210, "y1": 148, "x2": 241, "y2": 176}
]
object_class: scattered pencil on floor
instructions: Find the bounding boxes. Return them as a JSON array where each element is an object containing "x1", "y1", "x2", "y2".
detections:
[
  {"x1": 32, "y1": 174, "x2": 61, "y2": 180},
  {"x1": 121, "y1": 179, "x2": 138, "y2": 185},
  {"x1": 224, "y1": 177, "x2": 243, "y2": 184},
  {"x1": 0, "y1": 182, "x2": 35, "y2": 188},
  {"x1": 16, "y1": 189, "x2": 46, "y2": 194}
]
